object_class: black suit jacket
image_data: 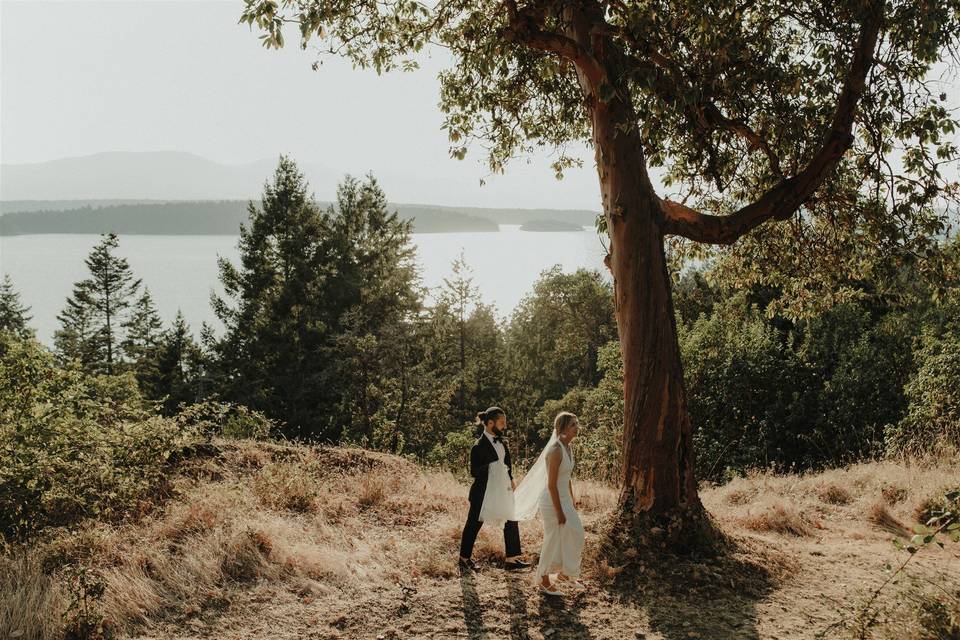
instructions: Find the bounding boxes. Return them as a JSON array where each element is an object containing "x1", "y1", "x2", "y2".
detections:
[{"x1": 468, "y1": 434, "x2": 514, "y2": 505}]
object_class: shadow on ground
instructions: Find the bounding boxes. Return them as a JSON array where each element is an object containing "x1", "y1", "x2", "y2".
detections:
[
  {"x1": 457, "y1": 535, "x2": 780, "y2": 639},
  {"x1": 460, "y1": 568, "x2": 594, "y2": 639},
  {"x1": 607, "y1": 535, "x2": 781, "y2": 639},
  {"x1": 460, "y1": 572, "x2": 486, "y2": 640}
]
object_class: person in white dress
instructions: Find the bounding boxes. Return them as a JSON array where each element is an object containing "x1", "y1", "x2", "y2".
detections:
[{"x1": 510, "y1": 411, "x2": 585, "y2": 596}]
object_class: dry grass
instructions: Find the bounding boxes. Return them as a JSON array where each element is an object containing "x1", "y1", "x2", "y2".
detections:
[
  {"x1": 738, "y1": 501, "x2": 815, "y2": 536},
  {"x1": 253, "y1": 462, "x2": 318, "y2": 513},
  {"x1": 1, "y1": 441, "x2": 957, "y2": 640},
  {"x1": 817, "y1": 482, "x2": 852, "y2": 505},
  {"x1": 705, "y1": 458, "x2": 960, "y2": 538},
  {"x1": 867, "y1": 501, "x2": 911, "y2": 537},
  {"x1": 0, "y1": 441, "x2": 442, "y2": 638},
  {"x1": 0, "y1": 553, "x2": 64, "y2": 640}
]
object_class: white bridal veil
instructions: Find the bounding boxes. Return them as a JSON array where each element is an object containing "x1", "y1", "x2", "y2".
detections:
[{"x1": 511, "y1": 430, "x2": 560, "y2": 521}]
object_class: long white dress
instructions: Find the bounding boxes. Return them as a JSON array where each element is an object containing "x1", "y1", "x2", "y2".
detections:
[{"x1": 535, "y1": 441, "x2": 584, "y2": 582}]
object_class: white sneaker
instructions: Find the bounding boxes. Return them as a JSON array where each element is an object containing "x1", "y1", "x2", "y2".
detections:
[{"x1": 557, "y1": 575, "x2": 586, "y2": 590}]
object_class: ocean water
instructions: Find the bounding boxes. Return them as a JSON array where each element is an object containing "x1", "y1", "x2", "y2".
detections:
[{"x1": 0, "y1": 225, "x2": 610, "y2": 346}]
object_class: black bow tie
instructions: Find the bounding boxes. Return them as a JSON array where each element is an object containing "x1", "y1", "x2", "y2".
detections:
[{"x1": 493, "y1": 436, "x2": 503, "y2": 444}]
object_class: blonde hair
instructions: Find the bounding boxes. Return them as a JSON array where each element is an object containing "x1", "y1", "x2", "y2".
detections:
[{"x1": 553, "y1": 411, "x2": 579, "y2": 435}]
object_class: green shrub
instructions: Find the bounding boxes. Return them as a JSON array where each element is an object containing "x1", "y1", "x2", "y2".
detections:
[
  {"x1": 425, "y1": 425, "x2": 476, "y2": 476},
  {"x1": 0, "y1": 332, "x2": 198, "y2": 541},
  {"x1": 797, "y1": 305, "x2": 913, "y2": 464},
  {"x1": 540, "y1": 341, "x2": 624, "y2": 483},
  {"x1": 679, "y1": 294, "x2": 808, "y2": 479},
  {"x1": 173, "y1": 399, "x2": 276, "y2": 440},
  {"x1": 887, "y1": 337, "x2": 960, "y2": 458}
]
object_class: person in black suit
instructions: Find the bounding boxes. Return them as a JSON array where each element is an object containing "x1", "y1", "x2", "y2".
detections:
[{"x1": 458, "y1": 406, "x2": 532, "y2": 572}]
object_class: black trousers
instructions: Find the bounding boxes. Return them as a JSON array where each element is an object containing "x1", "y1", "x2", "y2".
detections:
[{"x1": 459, "y1": 498, "x2": 522, "y2": 559}]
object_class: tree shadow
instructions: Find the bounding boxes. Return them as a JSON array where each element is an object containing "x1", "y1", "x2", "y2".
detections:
[
  {"x1": 505, "y1": 572, "x2": 532, "y2": 639},
  {"x1": 459, "y1": 571, "x2": 486, "y2": 640},
  {"x1": 605, "y1": 536, "x2": 779, "y2": 640},
  {"x1": 536, "y1": 590, "x2": 594, "y2": 639}
]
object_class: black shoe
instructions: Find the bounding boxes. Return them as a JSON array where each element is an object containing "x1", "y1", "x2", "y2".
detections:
[
  {"x1": 504, "y1": 559, "x2": 532, "y2": 571},
  {"x1": 459, "y1": 557, "x2": 479, "y2": 572}
]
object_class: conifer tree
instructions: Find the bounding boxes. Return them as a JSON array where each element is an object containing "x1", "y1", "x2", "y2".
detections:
[
  {"x1": 211, "y1": 156, "x2": 338, "y2": 437},
  {"x1": 122, "y1": 287, "x2": 164, "y2": 393},
  {"x1": 210, "y1": 157, "x2": 422, "y2": 442},
  {"x1": 54, "y1": 233, "x2": 142, "y2": 374},
  {"x1": 440, "y1": 251, "x2": 479, "y2": 424},
  {"x1": 155, "y1": 310, "x2": 203, "y2": 414},
  {"x1": 0, "y1": 275, "x2": 34, "y2": 339}
]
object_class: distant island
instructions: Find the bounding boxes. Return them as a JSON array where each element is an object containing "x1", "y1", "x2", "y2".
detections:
[
  {"x1": 0, "y1": 201, "x2": 603, "y2": 236},
  {"x1": 519, "y1": 219, "x2": 588, "y2": 232},
  {"x1": 0, "y1": 201, "x2": 505, "y2": 235}
]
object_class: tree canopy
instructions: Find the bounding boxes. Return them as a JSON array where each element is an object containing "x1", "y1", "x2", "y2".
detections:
[{"x1": 241, "y1": 1, "x2": 959, "y2": 256}]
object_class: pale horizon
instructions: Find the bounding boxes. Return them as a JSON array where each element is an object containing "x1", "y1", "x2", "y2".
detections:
[{"x1": 0, "y1": 0, "x2": 607, "y2": 209}]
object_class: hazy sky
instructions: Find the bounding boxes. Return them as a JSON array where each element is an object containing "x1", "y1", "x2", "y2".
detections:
[
  {"x1": 4, "y1": 2, "x2": 959, "y2": 209},
  {"x1": 0, "y1": 0, "x2": 602, "y2": 209}
]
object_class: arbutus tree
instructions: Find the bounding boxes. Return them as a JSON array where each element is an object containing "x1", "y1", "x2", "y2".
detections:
[{"x1": 240, "y1": 0, "x2": 960, "y2": 550}]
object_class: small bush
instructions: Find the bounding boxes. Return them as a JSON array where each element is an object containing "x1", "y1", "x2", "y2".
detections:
[
  {"x1": 174, "y1": 399, "x2": 277, "y2": 440},
  {"x1": 881, "y1": 483, "x2": 909, "y2": 505},
  {"x1": 0, "y1": 333, "x2": 200, "y2": 541},
  {"x1": 62, "y1": 565, "x2": 107, "y2": 640},
  {"x1": 913, "y1": 487, "x2": 960, "y2": 526},
  {"x1": 425, "y1": 426, "x2": 476, "y2": 476},
  {"x1": 915, "y1": 594, "x2": 960, "y2": 639}
]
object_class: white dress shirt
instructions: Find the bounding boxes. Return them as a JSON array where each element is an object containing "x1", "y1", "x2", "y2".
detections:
[{"x1": 484, "y1": 430, "x2": 505, "y2": 461}]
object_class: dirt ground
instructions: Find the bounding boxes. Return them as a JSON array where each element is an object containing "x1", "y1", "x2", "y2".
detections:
[{"x1": 134, "y1": 525, "x2": 958, "y2": 640}]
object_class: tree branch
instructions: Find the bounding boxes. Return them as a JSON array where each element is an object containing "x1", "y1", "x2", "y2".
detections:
[
  {"x1": 500, "y1": 0, "x2": 607, "y2": 87},
  {"x1": 604, "y1": 9, "x2": 784, "y2": 177},
  {"x1": 661, "y1": 6, "x2": 883, "y2": 245},
  {"x1": 698, "y1": 102, "x2": 784, "y2": 177}
]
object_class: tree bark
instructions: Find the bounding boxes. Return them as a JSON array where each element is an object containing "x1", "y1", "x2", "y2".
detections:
[
  {"x1": 558, "y1": 6, "x2": 715, "y2": 550},
  {"x1": 590, "y1": 95, "x2": 713, "y2": 550}
]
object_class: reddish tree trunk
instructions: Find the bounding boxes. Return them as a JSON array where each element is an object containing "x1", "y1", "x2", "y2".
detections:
[
  {"x1": 583, "y1": 72, "x2": 715, "y2": 551},
  {"x1": 523, "y1": 1, "x2": 878, "y2": 552}
]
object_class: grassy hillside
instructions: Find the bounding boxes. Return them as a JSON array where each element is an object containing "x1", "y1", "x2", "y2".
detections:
[{"x1": 2, "y1": 439, "x2": 957, "y2": 640}]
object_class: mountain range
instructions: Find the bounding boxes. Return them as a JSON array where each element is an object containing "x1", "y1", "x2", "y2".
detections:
[{"x1": 1, "y1": 151, "x2": 343, "y2": 201}]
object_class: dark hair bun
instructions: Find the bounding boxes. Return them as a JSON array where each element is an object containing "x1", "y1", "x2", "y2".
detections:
[{"x1": 476, "y1": 406, "x2": 504, "y2": 427}]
